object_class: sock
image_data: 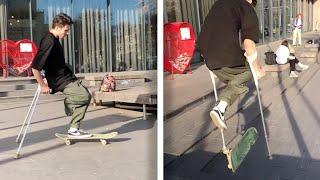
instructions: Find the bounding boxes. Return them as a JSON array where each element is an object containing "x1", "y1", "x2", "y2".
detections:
[
  {"x1": 216, "y1": 100, "x2": 228, "y2": 113},
  {"x1": 68, "y1": 127, "x2": 78, "y2": 132}
]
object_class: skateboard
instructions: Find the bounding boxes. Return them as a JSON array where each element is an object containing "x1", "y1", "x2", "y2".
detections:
[
  {"x1": 226, "y1": 127, "x2": 258, "y2": 172},
  {"x1": 55, "y1": 132, "x2": 118, "y2": 146}
]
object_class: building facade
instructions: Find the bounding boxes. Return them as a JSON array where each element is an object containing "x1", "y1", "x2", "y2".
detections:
[
  {"x1": 164, "y1": 0, "x2": 320, "y2": 62},
  {"x1": 0, "y1": 0, "x2": 157, "y2": 75}
]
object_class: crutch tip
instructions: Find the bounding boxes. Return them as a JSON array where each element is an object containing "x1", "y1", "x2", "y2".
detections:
[
  {"x1": 268, "y1": 155, "x2": 273, "y2": 160},
  {"x1": 14, "y1": 153, "x2": 20, "y2": 159},
  {"x1": 15, "y1": 139, "x2": 20, "y2": 143}
]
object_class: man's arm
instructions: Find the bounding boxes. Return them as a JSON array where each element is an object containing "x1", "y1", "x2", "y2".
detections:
[
  {"x1": 32, "y1": 68, "x2": 50, "y2": 94},
  {"x1": 243, "y1": 39, "x2": 265, "y2": 79}
]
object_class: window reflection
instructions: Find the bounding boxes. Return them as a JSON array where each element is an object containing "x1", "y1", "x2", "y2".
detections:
[{"x1": 0, "y1": 0, "x2": 157, "y2": 74}]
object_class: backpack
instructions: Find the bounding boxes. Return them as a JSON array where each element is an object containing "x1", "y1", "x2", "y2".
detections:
[
  {"x1": 264, "y1": 51, "x2": 277, "y2": 65},
  {"x1": 100, "y1": 74, "x2": 116, "y2": 92}
]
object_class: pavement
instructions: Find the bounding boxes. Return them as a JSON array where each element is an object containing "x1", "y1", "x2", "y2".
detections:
[
  {"x1": 164, "y1": 32, "x2": 320, "y2": 179},
  {"x1": 0, "y1": 99, "x2": 157, "y2": 180},
  {"x1": 165, "y1": 64, "x2": 320, "y2": 180}
]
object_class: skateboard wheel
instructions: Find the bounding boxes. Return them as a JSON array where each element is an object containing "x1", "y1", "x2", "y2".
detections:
[
  {"x1": 65, "y1": 140, "x2": 71, "y2": 145},
  {"x1": 100, "y1": 139, "x2": 107, "y2": 145}
]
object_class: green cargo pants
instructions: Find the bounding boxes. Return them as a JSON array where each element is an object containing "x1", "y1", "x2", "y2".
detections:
[
  {"x1": 63, "y1": 80, "x2": 91, "y2": 129},
  {"x1": 212, "y1": 64, "x2": 252, "y2": 107}
]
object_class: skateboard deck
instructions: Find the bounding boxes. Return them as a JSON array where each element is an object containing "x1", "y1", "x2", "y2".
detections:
[
  {"x1": 55, "y1": 132, "x2": 118, "y2": 146},
  {"x1": 227, "y1": 127, "x2": 258, "y2": 172}
]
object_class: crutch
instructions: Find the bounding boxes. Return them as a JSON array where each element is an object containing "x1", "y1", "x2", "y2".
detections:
[
  {"x1": 247, "y1": 61, "x2": 272, "y2": 159},
  {"x1": 208, "y1": 70, "x2": 229, "y2": 154},
  {"x1": 15, "y1": 84, "x2": 41, "y2": 158}
]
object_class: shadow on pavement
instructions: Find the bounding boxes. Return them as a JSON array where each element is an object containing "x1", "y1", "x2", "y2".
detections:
[{"x1": 0, "y1": 113, "x2": 153, "y2": 156}]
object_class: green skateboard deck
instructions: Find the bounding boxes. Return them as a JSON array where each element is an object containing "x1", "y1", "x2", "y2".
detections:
[
  {"x1": 55, "y1": 132, "x2": 118, "y2": 146},
  {"x1": 227, "y1": 127, "x2": 258, "y2": 172}
]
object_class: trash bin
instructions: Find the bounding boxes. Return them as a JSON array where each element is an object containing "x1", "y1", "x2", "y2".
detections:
[{"x1": 164, "y1": 22, "x2": 195, "y2": 74}]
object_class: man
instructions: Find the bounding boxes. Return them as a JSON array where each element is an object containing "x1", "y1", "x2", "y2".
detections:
[
  {"x1": 31, "y1": 13, "x2": 92, "y2": 138},
  {"x1": 198, "y1": 0, "x2": 265, "y2": 129}
]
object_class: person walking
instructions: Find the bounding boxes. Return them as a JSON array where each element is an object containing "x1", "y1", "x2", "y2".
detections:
[
  {"x1": 31, "y1": 13, "x2": 92, "y2": 138},
  {"x1": 198, "y1": 0, "x2": 265, "y2": 129}
]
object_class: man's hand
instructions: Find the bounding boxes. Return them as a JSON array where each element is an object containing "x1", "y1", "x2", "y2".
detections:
[
  {"x1": 243, "y1": 39, "x2": 266, "y2": 80},
  {"x1": 252, "y1": 59, "x2": 266, "y2": 79},
  {"x1": 40, "y1": 84, "x2": 51, "y2": 94},
  {"x1": 32, "y1": 68, "x2": 51, "y2": 94},
  {"x1": 244, "y1": 52, "x2": 265, "y2": 79}
]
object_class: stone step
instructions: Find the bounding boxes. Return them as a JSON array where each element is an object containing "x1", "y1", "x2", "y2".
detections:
[
  {"x1": 304, "y1": 44, "x2": 319, "y2": 48},
  {"x1": 300, "y1": 57, "x2": 317, "y2": 63},
  {"x1": 0, "y1": 83, "x2": 37, "y2": 92},
  {"x1": 294, "y1": 48, "x2": 318, "y2": 53},
  {"x1": 0, "y1": 77, "x2": 36, "y2": 85},
  {"x1": 0, "y1": 89, "x2": 38, "y2": 97},
  {"x1": 296, "y1": 52, "x2": 317, "y2": 58},
  {"x1": 0, "y1": 93, "x2": 64, "y2": 103}
]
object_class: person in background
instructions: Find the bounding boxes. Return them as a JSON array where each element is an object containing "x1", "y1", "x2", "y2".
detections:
[
  {"x1": 275, "y1": 40, "x2": 308, "y2": 78},
  {"x1": 292, "y1": 13, "x2": 303, "y2": 46}
]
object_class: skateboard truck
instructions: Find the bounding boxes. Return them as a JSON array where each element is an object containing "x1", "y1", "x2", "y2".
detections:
[{"x1": 55, "y1": 132, "x2": 118, "y2": 146}]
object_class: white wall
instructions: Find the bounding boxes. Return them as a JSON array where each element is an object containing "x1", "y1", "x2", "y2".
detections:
[{"x1": 313, "y1": 0, "x2": 320, "y2": 30}]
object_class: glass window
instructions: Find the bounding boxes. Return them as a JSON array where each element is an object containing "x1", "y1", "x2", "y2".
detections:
[
  {"x1": 165, "y1": 0, "x2": 197, "y2": 33},
  {"x1": 255, "y1": 0, "x2": 264, "y2": 43},
  {"x1": 263, "y1": 0, "x2": 271, "y2": 42},
  {"x1": 7, "y1": 0, "x2": 31, "y2": 41},
  {"x1": 110, "y1": 0, "x2": 157, "y2": 71},
  {"x1": 272, "y1": 0, "x2": 280, "y2": 40},
  {"x1": 0, "y1": 0, "x2": 8, "y2": 40},
  {"x1": 198, "y1": 0, "x2": 215, "y2": 25},
  {"x1": 32, "y1": 0, "x2": 156, "y2": 73},
  {"x1": 165, "y1": 0, "x2": 183, "y2": 22}
]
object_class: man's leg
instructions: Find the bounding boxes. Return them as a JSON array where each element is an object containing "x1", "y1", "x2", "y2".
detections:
[
  {"x1": 63, "y1": 80, "x2": 92, "y2": 137},
  {"x1": 210, "y1": 66, "x2": 251, "y2": 129},
  {"x1": 292, "y1": 29, "x2": 297, "y2": 45},
  {"x1": 297, "y1": 29, "x2": 302, "y2": 45}
]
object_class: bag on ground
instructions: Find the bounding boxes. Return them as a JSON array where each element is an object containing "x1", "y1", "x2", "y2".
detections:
[
  {"x1": 264, "y1": 51, "x2": 277, "y2": 65},
  {"x1": 100, "y1": 74, "x2": 116, "y2": 92}
]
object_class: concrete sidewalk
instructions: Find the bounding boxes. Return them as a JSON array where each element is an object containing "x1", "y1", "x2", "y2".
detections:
[{"x1": 0, "y1": 99, "x2": 157, "y2": 180}]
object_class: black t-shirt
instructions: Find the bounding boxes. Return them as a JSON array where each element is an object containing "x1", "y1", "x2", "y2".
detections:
[
  {"x1": 31, "y1": 33, "x2": 77, "y2": 93},
  {"x1": 198, "y1": 0, "x2": 259, "y2": 70}
]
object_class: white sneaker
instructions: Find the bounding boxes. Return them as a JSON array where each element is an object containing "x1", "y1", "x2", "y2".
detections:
[
  {"x1": 68, "y1": 129, "x2": 92, "y2": 138},
  {"x1": 289, "y1": 71, "x2": 298, "y2": 78},
  {"x1": 210, "y1": 107, "x2": 227, "y2": 129},
  {"x1": 298, "y1": 63, "x2": 309, "y2": 70}
]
